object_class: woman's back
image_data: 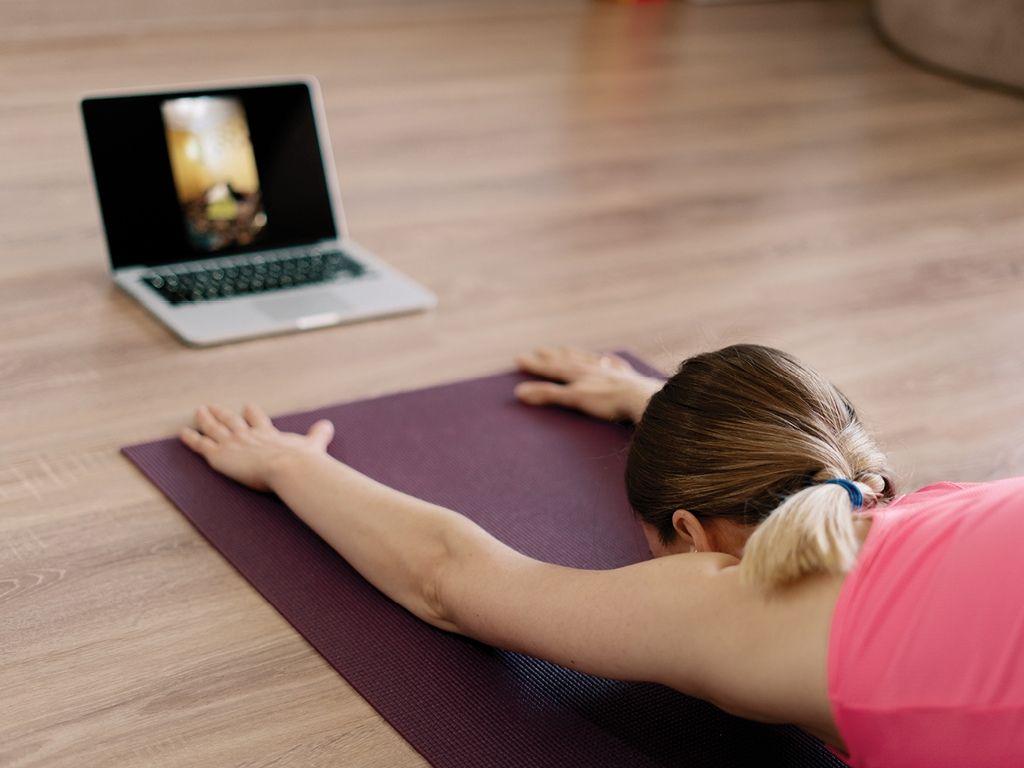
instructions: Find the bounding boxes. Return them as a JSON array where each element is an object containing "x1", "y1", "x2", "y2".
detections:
[{"x1": 830, "y1": 478, "x2": 1024, "y2": 767}]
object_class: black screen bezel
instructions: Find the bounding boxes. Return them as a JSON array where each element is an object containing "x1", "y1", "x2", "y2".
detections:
[{"x1": 81, "y1": 80, "x2": 340, "y2": 270}]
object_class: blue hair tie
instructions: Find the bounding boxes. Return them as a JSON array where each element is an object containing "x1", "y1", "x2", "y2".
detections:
[{"x1": 823, "y1": 478, "x2": 864, "y2": 509}]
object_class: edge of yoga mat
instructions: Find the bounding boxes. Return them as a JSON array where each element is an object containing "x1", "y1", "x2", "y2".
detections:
[{"x1": 123, "y1": 352, "x2": 846, "y2": 768}]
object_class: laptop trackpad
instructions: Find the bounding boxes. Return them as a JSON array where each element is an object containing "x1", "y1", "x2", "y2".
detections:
[{"x1": 254, "y1": 291, "x2": 348, "y2": 322}]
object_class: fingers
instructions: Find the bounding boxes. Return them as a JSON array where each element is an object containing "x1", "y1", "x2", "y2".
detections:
[
  {"x1": 515, "y1": 347, "x2": 632, "y2": 381},
  {"x1": 307, "y1": 419, "x2": 335, "y2": 450},
  {"x1": 243, "y1": 403, "x2": 272, "y2": 429},
  {"x1": 516, "y1": 347, "x2": 576, "y2": 382},
  {"x1": 180, "y1": 426, "x2": 216, "y2": 456},
  {"x1": 597, "y1": 352, "x2": 632, "y2": 372},
  {"x1": 514, "y1": 381, "x2": 575, "y2": 408},
  {"x1": 195, "y1": 405, "x2": 232, "y2": 441},
  {"x1": 208, "y1": 404, "x2": 248, "y2": 434}
]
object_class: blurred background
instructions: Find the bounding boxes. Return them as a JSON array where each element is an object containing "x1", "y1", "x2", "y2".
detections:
[{"x1": 2, "y1": 1, "x2": 1024, "y2": 764}]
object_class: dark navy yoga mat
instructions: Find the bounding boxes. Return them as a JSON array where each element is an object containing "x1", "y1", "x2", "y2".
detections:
[{"x1": 123, "y1": 354, "x2": 845, "y2": 768}]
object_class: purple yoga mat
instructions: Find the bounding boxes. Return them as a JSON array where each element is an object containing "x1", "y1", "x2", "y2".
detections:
[{"x1": 123, "y1": 354, "x2": 845, "y2": 768}]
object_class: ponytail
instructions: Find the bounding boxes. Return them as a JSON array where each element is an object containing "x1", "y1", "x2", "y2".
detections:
[{"x1": 740, "y1": 476, "x2": 881, "y2": 590}]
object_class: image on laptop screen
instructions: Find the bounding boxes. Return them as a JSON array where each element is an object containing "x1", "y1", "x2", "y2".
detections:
[{"x1": 161, "y1": 96, "x2": 268, "y2": 252}]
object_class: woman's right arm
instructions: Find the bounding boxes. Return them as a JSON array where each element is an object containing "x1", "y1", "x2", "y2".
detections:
[
  {"x1": 183, "y1": 406, "x2": 761, "y2": 702},
  {"x1": 267, "y1": 442, "x2": 829, "y2": 728},
  {"x1": 434, "y1": 523, "x2": 840, "y2": 742},
  {"x1": 181, "y1": 398, "x2": 839, "y2": 747}
]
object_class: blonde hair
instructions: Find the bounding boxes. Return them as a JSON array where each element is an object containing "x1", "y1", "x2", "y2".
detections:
[{"x1": 625, "y1": 344, "x2": 893, "y2": 589}]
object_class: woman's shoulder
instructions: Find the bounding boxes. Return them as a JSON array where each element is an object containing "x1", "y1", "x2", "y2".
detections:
[
  {"x1": 868, "y1": 478, "x2": 1024, "y2": 543},
  {"x1": 885, "y1": 477, "x2": 1024, "y2": 511},
  {"x1": 884, "y1": 479, "x2": 988, "y2": 513},
  {"x1": 896, "y1": 479, "x2": 977, "y2": 501}
]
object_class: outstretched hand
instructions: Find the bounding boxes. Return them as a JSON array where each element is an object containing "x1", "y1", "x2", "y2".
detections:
[
  {"x1": 180, "y1": 403, "x2": 334, "y2": 492},
  {"x1": 514, "y1": 347, "x2": 663, "y2": 423}
]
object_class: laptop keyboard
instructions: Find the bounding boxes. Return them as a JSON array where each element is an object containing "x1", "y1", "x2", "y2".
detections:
[{"x1": 141, "y1": 248, "x2": 366, "y2": 305}]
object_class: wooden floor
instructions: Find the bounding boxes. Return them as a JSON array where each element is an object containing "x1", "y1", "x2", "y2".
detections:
[{"x1": 3, "y1": 1, "x2": 1024, "y2": 765}]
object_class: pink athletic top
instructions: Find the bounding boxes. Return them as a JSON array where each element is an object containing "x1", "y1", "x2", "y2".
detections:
[{"x1": 828, "y1": 478, "x2": 1024, "y2": 768}]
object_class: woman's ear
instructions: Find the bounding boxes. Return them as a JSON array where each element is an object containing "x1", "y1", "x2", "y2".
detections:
[{"x1": 671, "y1": 509, "x2": 712, "y2": 553}]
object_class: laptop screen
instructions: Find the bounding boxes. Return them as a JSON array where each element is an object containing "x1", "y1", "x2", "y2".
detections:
[{"x1": 82, "y1": 82, "x2": 338, "y2": 270}]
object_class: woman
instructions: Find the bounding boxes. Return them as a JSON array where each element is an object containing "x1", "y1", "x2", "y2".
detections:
[{"x1": 180, "y1": 344, "x2": 1024, "y2": 768}]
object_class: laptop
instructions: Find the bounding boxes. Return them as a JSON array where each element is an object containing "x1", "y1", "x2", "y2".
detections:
[{"x1": 81, "y1": 78, "x2": 436, "y2": 346}]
